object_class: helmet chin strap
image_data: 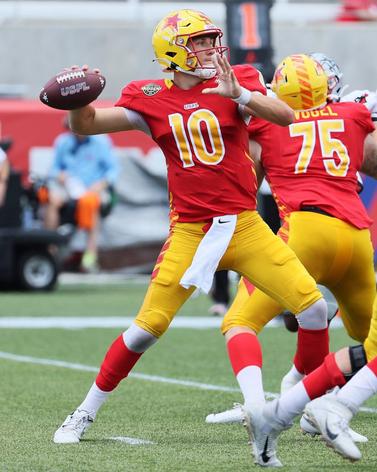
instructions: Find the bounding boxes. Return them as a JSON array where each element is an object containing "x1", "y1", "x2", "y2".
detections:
[
  {"x1": 180, "y1": 67, "x2": 217, "y2": 79},
  {"x1": 196, "y1": 69, "x2": 217, "y2": 79}
]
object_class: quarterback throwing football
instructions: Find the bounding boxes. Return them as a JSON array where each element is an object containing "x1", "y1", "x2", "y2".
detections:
[{"x1": 52, "y1": 12, "x2": 328, "y2": 463}]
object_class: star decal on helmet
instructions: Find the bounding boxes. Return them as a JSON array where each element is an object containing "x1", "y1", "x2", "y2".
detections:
[{"x1": 163, "y1": 13, "x2": 181, "y2": 31}]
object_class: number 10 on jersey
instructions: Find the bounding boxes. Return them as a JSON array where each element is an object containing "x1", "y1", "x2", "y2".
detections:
[{"x1": 169, "y1": 110, "x2": 225, "y2": 167}]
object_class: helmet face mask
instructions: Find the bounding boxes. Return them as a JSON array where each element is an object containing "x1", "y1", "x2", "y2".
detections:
[
  {"x1": 271, "y1": 54, "x2": 328, "y2": 111},
  {"x1": 152, "y1": 9, "x2": 228, "y2": 79},
  {"x1": 309, "y1": 52, "x2": 344, "y2": 99}
]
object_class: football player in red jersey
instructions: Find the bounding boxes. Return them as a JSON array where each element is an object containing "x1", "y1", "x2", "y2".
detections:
[
  {"x1": 280, "y1": 52, "x2": 377, "y2": 333},
  {"x1": 206, "y1": 54, "x2": 377, "y2": 444},
  {"x1": 52, "y1": 13, "x2": 329, "y2": 460},
  {"x1": 277, "y1": 52, "x2": 377, "y2": 395},
  {"x1": 248, "y1": 53, "x2": 377, "y2": 398},
  {"x1": 211, "y1": 54, "x2": 377, "y2": 467}
]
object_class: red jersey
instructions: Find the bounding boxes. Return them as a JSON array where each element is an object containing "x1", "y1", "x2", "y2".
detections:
[
  {"x1": 253, "y1": 102, "x2": 374, "y2": 229},
  {"x1": 115, "y1": 65, "x2": 265, "y2": 222},
  {"x1": 248, "y1": 117, "x2": 278, "y2": 172}
]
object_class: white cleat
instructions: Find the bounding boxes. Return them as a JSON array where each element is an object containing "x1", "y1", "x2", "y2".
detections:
[
  {"x1": 304, "y1": 396, "x2": 361, "y2": 461},
  {"x1": 300, "y1": 413, "x2": 367, "y2": 443},
  {"x1": 205, "y1": 403, "x2": 243, "y2": 424},
  {"x1": 53, "y1": 409, "x2": 94, "y2": 444},
  {"x1": 241, "y1": 402, "x2": 288, "y2": 468}
]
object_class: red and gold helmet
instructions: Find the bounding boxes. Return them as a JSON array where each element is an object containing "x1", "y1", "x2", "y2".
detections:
[
  {"x1": 152, "y1": 9, "x2": 228, "y2": 79},
  {"x1": 271, "y1": 54, "x2": 328, "y2": 110}
]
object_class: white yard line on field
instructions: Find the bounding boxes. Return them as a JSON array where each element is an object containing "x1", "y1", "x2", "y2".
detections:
[
  {"x1": 0, "y1": 350, "x2": 375, "y2": 414},
  {"x1": 108, "y1": 436, "x2": 154, "y2": 445},
  {"x1": 0, "y1": 316, "x2": 223, "y2": 329},
  {"x1": 0, "y1": 350, "x2": 239, "y2": 392},
  {"x1": 0, "y1": 316, "x2": 344, "y2": 329}
]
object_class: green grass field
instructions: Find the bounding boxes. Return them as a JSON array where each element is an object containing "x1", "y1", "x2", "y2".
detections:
[{"x1": 1, "y1": 281, "x2": 376, "y2": 471}]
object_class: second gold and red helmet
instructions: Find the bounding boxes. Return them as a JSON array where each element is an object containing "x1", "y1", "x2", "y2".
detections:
[{"x1": 271, "y1": 54, "x2": 328, "y2": 110}]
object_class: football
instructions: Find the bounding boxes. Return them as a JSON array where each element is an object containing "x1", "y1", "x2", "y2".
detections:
[{"x1": 39, "y1": 69, "x2": 106, "y2": 110}]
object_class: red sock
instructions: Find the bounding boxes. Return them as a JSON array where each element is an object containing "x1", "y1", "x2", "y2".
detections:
[
  {"x1": 96, "y1": 335, "x2": 142, "y2": 391},
  {"x1": 367, "y1": 356, "x2": 377, "y2": 376},
  {"x1": 227, "y1": 332, "x2": 262, "y2": 376},
  {"x1": 297, "y1": 327, "x2": 329, "y2": 374},
  {"x1": 293, "y1": 350, "x2": 305, "y2": 375},
  {"x1": 303, "y1": 352, "x2": 347, "y2": 399}
]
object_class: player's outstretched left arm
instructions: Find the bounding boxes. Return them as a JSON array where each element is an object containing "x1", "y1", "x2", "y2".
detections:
[{"x1": 202, "y1": 54, "x2": 294, "y2": 126}]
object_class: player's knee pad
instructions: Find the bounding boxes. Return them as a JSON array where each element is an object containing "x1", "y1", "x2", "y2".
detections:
[
  {"x1": 297, "y1": 298, "x2": 328, "y2": 330},
  {"x1": 344, "y1": 344, "x2": 367, "y2": 381},
  {"x1": 123, "y1": 323, "x2": 158, "y2": 353}
]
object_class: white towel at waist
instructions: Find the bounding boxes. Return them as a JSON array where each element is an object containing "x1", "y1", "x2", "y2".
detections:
[{"x1": 180, "y1": 214, "x2": 237, "y2": 294}]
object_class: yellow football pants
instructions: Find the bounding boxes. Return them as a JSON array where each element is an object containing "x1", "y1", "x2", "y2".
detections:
[
  {"x1": 364, "y1": 294, "x2": 377, "y2": 361},
  {"x1": 223, "y1": 211, "x2": 375, "y2": 351},
  {"x1": 135, "y1": 210, "x2": 321, "y2": 338}
]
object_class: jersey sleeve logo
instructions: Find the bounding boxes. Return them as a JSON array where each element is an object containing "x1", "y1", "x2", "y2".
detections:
[{"x1": 141, "y1": 83, "x2": 162, "y2": 96}]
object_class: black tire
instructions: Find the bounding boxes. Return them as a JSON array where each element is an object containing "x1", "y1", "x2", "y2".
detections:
[{"x1": 16, "y1": 249, "x2": 58, "y2": 291}]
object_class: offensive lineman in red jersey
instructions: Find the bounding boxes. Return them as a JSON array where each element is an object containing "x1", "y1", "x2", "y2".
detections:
[
  {"x1": 52, "y1": 13, "x2": 329, "y2": 461},
  {"x1": 215, "y1": 54, "x2": 377, "y2": 468},
  {"x1": 206, "y1": 54, "x2": 377, "y2": 444}
]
